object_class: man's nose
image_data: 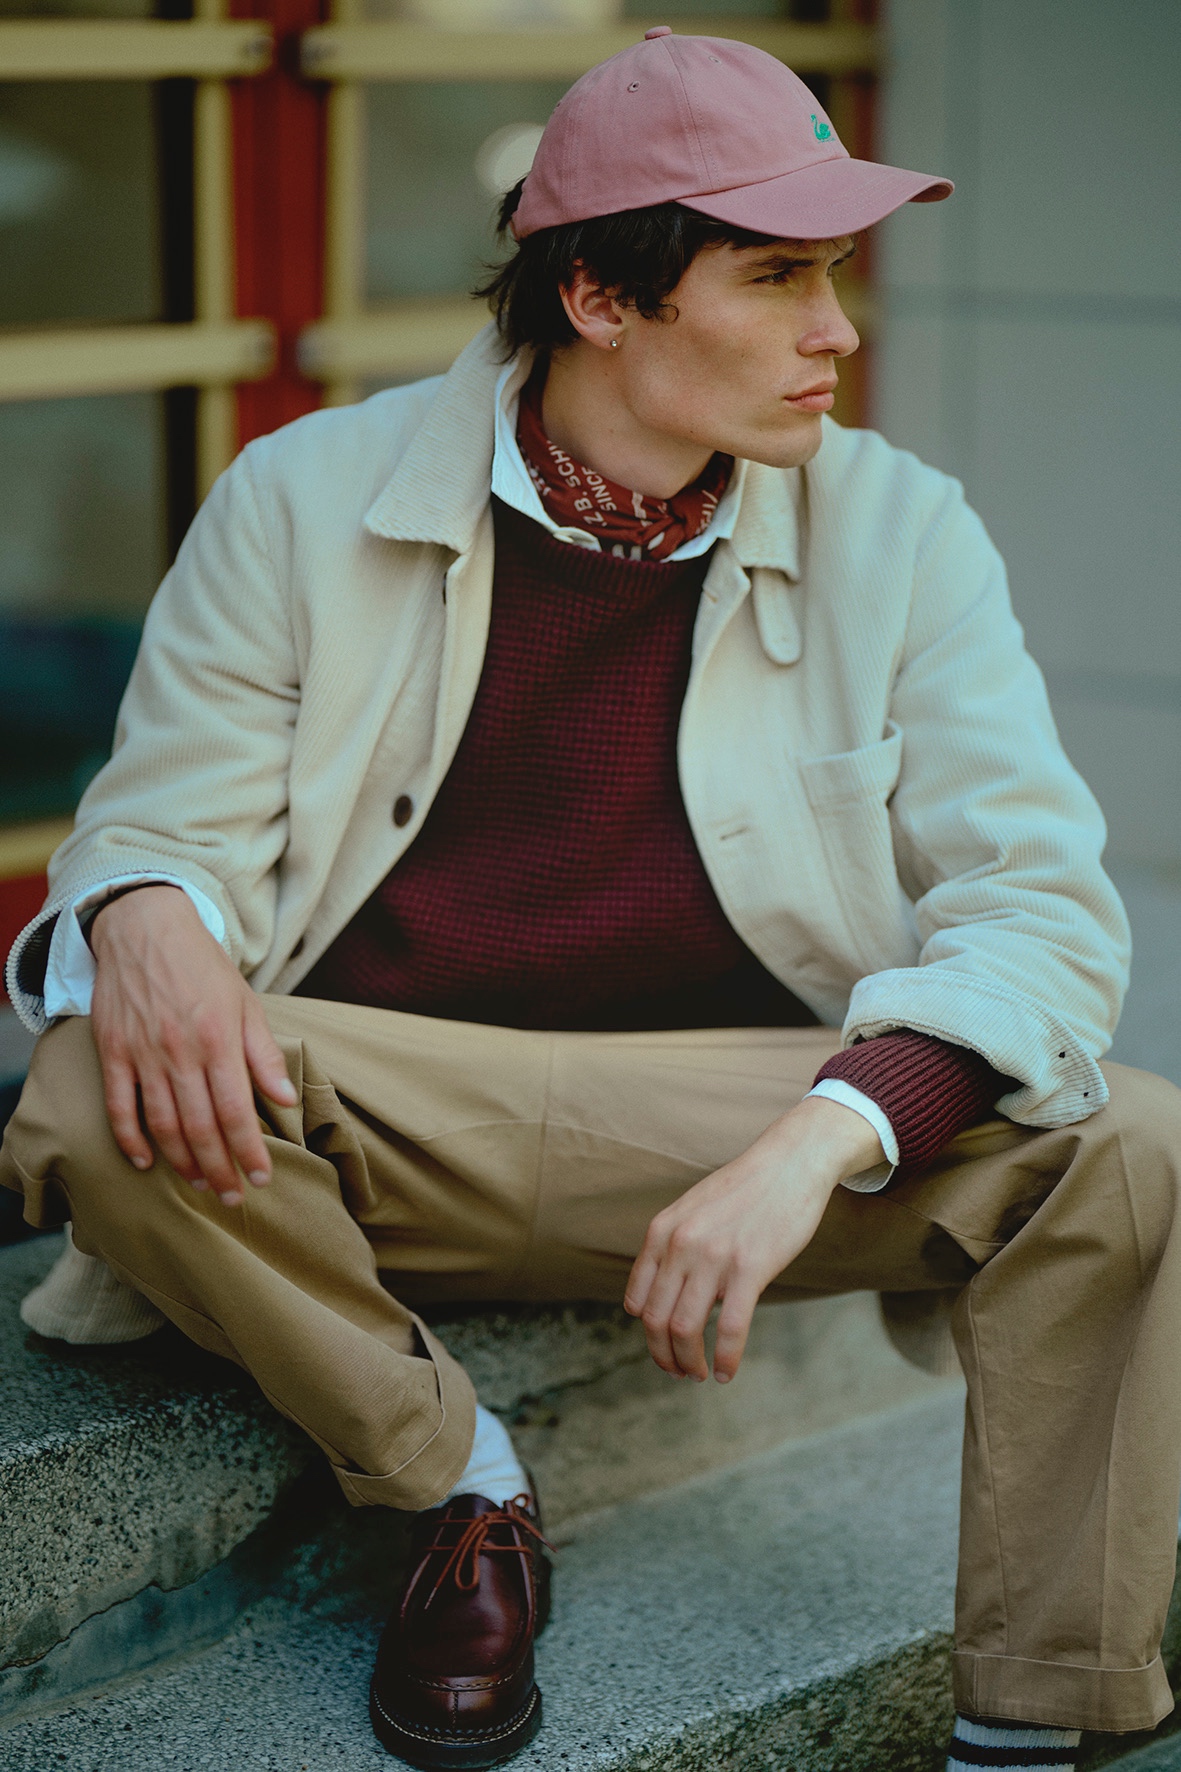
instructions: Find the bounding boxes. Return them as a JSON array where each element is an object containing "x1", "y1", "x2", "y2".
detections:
[{"x1": 799, "y1": 285, "x2": 860, "y2": 360}]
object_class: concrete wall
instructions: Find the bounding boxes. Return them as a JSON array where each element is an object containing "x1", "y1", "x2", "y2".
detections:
[{"x1": 874, "y1": 0, "x2": 1181, "y2": 868}]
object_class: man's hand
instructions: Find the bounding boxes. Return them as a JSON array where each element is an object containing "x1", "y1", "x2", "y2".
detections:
[
  {"x1": 89, "y1": 885, "x2": 298, "y2": 1205},
  {"x1": 624, "y1": 1095, "x2": 884, "y2": 1385}
]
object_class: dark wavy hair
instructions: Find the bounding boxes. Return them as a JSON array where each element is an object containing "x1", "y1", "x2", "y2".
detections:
[{"x1": 474, "y1": 179, "x2": 776, "y2": 358}]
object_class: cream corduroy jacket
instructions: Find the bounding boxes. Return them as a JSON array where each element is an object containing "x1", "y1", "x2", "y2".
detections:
[{"x1": 8, "y1": 324, "x2": 1130, "y2": 1128}]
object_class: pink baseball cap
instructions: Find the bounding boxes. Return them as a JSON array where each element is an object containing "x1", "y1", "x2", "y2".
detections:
[{"x1": 512, "y1": 27, "x2": 952, "y2": 242}]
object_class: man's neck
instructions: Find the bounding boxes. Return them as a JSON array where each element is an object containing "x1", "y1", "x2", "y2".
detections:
[{"x1": 540, "y1": 343, "x2": 713, "y2": 502}]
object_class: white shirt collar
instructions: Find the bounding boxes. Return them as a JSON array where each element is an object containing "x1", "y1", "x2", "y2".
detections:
[{"x1": 490, "y1": 352, "x2": 748, "y2": 562}]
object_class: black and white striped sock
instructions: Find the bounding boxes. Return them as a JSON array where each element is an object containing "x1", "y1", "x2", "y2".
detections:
[{"x1": 946, "y1": 1714, "x2": 1081, "y2": 1770}]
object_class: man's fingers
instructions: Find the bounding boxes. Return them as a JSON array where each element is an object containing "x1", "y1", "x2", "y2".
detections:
[
  {"x1": 101, "y1": 1056, "x2": 155, "y2": 1171},
  {"x1": 713, "y1": 1274, "x2": 762, "y2": 1384},
  {"x1": 207, "y1": 1052, "x2": 272, "y2": 1187},
  {"x1": 169, "y1": 1068, "x2": 243, "y2": 1202},
  {"x1": 623, "y1": 1247, "x2": 661, "y2": 1319},
  {"x1": 667, "y1": 1268, "x2": 721, "y2": 1383},
  {"x1": 243, "y1": 1010, "x2": 297, "y2": 1108},
  {"x1": 625, "y1": 1207, "x2": 681, "y2": 1318},
  {"x1": 137, "y1": 1069, "x2": 203, "y2": 1181},
  {"x1": 638, "y1": 1256, "x2": 696, "y2": 1377}
]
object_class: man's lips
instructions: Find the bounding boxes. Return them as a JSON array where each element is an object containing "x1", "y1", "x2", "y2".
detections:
[{"x1": 784, "y1": 382, "x2": 837, "y2": 413}]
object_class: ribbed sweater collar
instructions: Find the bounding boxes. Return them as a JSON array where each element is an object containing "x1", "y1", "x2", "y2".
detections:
[{"x1": 490, "y1": 498, "x2": 712, "y2": 604}]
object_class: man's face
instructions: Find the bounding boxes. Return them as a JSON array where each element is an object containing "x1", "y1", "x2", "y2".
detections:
[{"x1": 610, "y1": 235, "x2": 860, "y2": 470}]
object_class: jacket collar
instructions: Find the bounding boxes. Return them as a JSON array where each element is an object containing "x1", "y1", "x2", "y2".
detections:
[
  {"x1": 731, "y1": 458, "x2": 800, "y2": 581},
  {"x1": 363, "y1": 323, "x2": 518, "y2": 554},
  {"x1": 363, "y1": 320, "x2": 801, "y2": 582}
]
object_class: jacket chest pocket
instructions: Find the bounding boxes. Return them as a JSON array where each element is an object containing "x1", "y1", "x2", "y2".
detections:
[{"x1": 798, "y1": 722, "x2": 917, "y2": 974}]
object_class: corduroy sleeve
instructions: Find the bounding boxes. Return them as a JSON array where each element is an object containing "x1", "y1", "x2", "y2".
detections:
[
  {"x1": 839, "y1": 465, "x2": 1130, "y2": 1132},
  {"x1": 814, "y1": 1031, "x2": 1012, "y2": 1182}
]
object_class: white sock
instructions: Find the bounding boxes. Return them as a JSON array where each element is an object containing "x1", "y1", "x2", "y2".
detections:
[
  {"x1": 20, "y1": 1225, "x2": 166, "y2": 1344},
  {"x1": 442, "y1": 1404, "x2": 528, "y2": 1508},
  {"x1": 947, "y1": 1714, "x2": 1081, "y2": 1770}
]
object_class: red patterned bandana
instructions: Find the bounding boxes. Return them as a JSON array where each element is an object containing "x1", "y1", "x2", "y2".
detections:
[{"x1": 516, "y1": 371, "x2": 733, "y2": 564}]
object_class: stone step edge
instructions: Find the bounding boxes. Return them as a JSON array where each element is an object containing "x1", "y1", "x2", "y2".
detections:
[
  {"x1": 0, "y1": 1455, "x2": 961, "y2": 1760},
  {"x1": 2, "y1": 1389, "x2": 1180, "y2": 1771},
  {"x1": 0, "y1": 1394, "x2": 962, "y2": 1728},
  {"x1": 5, "y1": 1510, "x2": 1176, "y2": 1771},
  {"x1": 2, "y1": 1235, "x2": 946, "y2": 1677},
  {"x1": 0, "y1": 1237, "x2": 646, "y2": 1672},
  {"x1": 0, "y1": 1461, "x2": 351, "y2": 1722}
]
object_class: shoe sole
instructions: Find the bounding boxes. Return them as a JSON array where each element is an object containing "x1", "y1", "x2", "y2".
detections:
[{"x1": 369, "y1": 1682, "x2": 543, "y2": 1770}]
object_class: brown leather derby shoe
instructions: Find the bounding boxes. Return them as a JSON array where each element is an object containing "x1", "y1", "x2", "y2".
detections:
[{"x1": 370, "y1": 1492, "x2": 552, "y2": 1769}]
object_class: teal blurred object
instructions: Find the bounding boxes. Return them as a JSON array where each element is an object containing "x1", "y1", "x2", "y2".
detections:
[
  {"x1": 0, "y1": 616, "x2": 142, "y2": 825},
  {"x1": 0, "y1": 606, "x2": 131, "y2": 1242},
  {"x1": 0, "y1": 1094, "x2": 33, "y2": 1243}
]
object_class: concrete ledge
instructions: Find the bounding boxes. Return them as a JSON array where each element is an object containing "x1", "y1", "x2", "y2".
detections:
[
  {"x1": 1, "y1": 1348, "x2": 1176, "y2": 1766},
  {"x1": 0, "y1": 1237, "x2": 311, "y2": 1670},
  {"x1": 0, "y1": 1392, "x2": 969, "y2": 1766},
  {"x1": 419, "y1": 1298, "x2": 643, "y2": 1411},
  {"x1": 0, "y1": 1241, "x2": 673, "y2": 1677},
  {"x1": 0, "y1": 1234, "x2": 947, "y2": 1693},
  {"x1": 0, "y1": 1239, "x2": 649, "y2": 1675},
  {"x1": 10, "y1": 1392, "x2": 1171, "y2": 1771}
]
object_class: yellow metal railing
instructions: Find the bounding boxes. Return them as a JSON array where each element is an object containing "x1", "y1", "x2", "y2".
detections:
[
  {"x1": 300, "y1": 18, "x2": 878, "y2": 81},
  {"x1": 0, "y1": 320, "x2": 273, "y2": 403},
  {"x1": 0, "y1": 18, "x2": 270, "y2": 80}
]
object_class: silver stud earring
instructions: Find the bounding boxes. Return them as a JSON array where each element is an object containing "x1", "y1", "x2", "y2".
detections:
[{"x1": 609, "y1": 338, "x2": 620, "y2": 349}]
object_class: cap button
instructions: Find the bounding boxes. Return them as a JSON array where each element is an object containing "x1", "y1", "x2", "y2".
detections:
[{"x1": 644, "y1": 25, "x2": 672, "y2": 38}]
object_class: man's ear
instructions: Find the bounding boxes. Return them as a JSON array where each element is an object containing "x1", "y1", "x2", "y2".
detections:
[{"x1": 558, "y1": 263, "x2": 625, "y2": 351}]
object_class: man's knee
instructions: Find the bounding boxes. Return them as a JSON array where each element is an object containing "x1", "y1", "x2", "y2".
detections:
[
  {"x1": 1096, "y1": 1062, "x2": 1181, "y2": 1158},
  {"x1": 1084, "y1": 1062, "x2": 1181, "y2": 1235},
  {"x1": 1, "y1": 1016, "x2": 140, "y2": 1230}
]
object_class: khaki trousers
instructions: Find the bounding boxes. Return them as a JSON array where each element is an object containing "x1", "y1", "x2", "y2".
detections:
[{"x1": 4, "y1": 994, "x2": 1181, "y2": 1734}]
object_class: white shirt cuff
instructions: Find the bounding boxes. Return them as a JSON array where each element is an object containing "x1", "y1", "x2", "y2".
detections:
[
  {"x1": 806, "y1": 1079, "x2": 899, "y2": 1194},
  {"x1": 43, "y1": 874, "x2": 226, "y2": 1021}
]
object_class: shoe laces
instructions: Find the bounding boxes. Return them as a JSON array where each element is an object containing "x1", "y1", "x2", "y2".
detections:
[{"x1": 421, "y1": 1496, "x2": 554, "y2": 1612}]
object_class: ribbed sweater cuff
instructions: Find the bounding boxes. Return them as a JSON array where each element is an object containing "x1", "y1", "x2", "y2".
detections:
[{"x1": 814, "y1": 1031, "x2": 1010, "y2": 1181}]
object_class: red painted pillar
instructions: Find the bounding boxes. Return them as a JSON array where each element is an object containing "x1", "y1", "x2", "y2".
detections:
[
  {"x1": 230, "y1": 0, "x2": 329, "y2": 445},
  {"x1": 0, "y1": 875, "x2": 47, "y2": 1005}
]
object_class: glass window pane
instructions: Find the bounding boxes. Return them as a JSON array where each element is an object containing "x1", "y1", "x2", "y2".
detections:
[
  {"x1": 0, "y1": 81, "x2": 160, "y2": 326},
  {"x1": 366, "y1": 80, "x2": 569, "y2": 302},
  {"x1": 0, "y1": 393, "x2": 164, "y2": 824},
  {"x1": 1, "y1": 5, "x2": 167, "y2": 825}
]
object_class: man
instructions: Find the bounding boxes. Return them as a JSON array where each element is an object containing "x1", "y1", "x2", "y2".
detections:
[{"x1": 4, "y1": 28, "x2": 1180, "y2": 1772}]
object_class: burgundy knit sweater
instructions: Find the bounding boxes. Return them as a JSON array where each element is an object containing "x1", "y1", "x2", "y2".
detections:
[{"x1": 301, "y1": 497, "x2": 1007, "y2": 1180}]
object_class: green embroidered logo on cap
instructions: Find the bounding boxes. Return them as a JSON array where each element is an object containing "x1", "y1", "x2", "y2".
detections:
[{"x1": 811, "y1": 114, "x2": 833, "y2": 141}]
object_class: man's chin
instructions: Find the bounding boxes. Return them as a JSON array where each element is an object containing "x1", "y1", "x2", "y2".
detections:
[{"x1": 736, "y1": 416, "x2": 826, "y2": 472}]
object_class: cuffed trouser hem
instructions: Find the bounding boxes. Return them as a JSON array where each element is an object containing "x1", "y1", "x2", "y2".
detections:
[
  {"x1": 329, "y1": 1319, "x2": 477, "y2": 1513},
  {"x1": 952, "y1": 1650, "x2": 1176, "y2": 1735}
]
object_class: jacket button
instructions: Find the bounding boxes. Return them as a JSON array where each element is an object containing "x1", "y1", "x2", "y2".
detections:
[{"x1": 393, "y1": 794, "x2": 414, "y2": 827}]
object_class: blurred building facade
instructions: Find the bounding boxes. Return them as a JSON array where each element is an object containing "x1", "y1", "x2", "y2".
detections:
[{"x1": 877, "y1": 0, "x2": 1180, "y2": 872}]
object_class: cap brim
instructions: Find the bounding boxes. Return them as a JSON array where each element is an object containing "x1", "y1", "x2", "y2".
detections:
[{"x1": 679, "y1": 156, "x2": 953, "y2": 240}]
